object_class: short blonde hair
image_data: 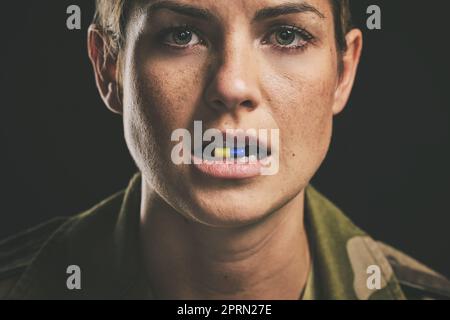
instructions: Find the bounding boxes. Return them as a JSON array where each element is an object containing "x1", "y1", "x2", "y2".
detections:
[{"x1": 92, "y1": 0, "x2": 133, "y2": 56}]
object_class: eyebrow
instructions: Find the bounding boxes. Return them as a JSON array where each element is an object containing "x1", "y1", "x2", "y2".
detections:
[
  {"x1": 144, "y1": 0, "x2": 325, "y2": 22},
  {"x1": 254, "y1": 2, "x2": 326, "y2": 21},
  {"x1": 145, "y1": 0, "x2": 216, "y2": 22}
]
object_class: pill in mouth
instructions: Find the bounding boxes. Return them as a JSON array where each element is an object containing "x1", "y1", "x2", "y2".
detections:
[
  {"x1": 214, "y1": 147, "x2": 246, "y2": 159},
  {"x1": 214, "y1": 147, "x2": 229, "y2": 158}
]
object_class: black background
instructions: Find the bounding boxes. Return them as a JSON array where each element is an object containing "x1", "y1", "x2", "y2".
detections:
[{"x1": 0, "y1": 1, "x2": 449, "y2": 277}]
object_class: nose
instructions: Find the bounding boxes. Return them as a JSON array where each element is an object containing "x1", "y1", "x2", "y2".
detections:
[{"x1": 204, "y1": 38, "x2": 262, "y2": 113}]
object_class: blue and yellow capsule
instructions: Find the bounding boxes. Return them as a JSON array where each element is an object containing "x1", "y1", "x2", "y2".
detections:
[{"x1": 214, "y1": 147, "x2": 246, "y2": 158}]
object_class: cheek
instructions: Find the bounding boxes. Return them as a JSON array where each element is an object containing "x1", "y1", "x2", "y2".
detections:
[
  {"x1": 137, "y1": 61, "x2": 201, "y2": 130},
  {"x1": 124, "y1": 52, "x2": 207, "y2": 159},
  {"x1": 120, "y1": 50, "x2": 198, "y2": 182},
  {"x1": 263, "y1": 52, "x2": 337, "y2": 166}
]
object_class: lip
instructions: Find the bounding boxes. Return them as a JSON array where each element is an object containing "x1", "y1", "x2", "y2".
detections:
[
  {"x1": 191, "y1": 129, "x2": 272, "y2": 180},
  {"x1": 191, "y1": 154, "x2": 273, "y2": 179}
]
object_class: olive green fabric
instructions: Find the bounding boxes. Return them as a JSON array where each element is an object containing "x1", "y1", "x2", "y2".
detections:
[
  {"x1": 302, "y1": 186, "x2": 405, "y2": 300},
  {"x1": 1, "y1": 173, "x2": 448, "y2": 299}
]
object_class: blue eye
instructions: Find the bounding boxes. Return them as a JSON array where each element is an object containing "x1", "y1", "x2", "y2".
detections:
[
  {"x1": 275, "y1": 29, "x2": 296, "y2": 45},
  {"x1": 161, "y1": 26, "x2": 203, "y2": 47},
  {"x1": 264, "y1": 26, "x2": 314, "y2": 50},
  {"x1": 172, "y1": 29, "x2": 193, "y2": 45}
]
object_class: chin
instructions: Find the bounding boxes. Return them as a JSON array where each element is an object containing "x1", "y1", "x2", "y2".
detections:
[
  {"x1": 189, "y1": 207, "x2": 270, "y2": 228},
  {"x1": 182, "y1": 187, "x2": 279, "y2": 228}
]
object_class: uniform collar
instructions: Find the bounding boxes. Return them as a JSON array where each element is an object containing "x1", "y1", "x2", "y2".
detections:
[
  {"x1": 8, "y1": 173, "x2": 149, "y2": 299},
  {"x1": 8, "y1": 173, "x2": 405, "y2": 299},
  {"x1": 303, "y1": 186, "x2": 405, "y2": 300}
]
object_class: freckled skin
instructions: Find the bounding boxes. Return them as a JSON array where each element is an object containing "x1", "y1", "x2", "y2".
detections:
[
  {"x1": 116, "y1": 0, "x2": 355, "y2": 227},
  {"x1": 88, "y1": 0, "x2": 362, "y2": 299}
]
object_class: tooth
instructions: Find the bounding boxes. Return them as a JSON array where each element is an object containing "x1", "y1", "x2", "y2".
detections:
[
  {"x1": 238, "y1": 157, "x2": 247, "y2": 163},
  {"x1": 249, "y1": 155, "x2": 257, "y2": 163},
  {"x1": 260, "y1": 156, "x2": 271, "y2": 166}
]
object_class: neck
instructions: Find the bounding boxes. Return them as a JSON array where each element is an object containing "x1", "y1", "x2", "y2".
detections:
[{"x1": 139, "y1": 182, "x2": 310, "y2": 300}]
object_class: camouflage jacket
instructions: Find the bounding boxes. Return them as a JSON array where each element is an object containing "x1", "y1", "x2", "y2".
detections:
[{"x1": 1, "y1": 173, "x2": 449, "y2": 299}]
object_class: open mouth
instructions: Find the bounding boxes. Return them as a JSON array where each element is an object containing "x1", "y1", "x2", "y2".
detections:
[
  {"x1": 192, "y1": 135, "x2": 272, "y2": 163},
  {"x1": 189, "y1": 131, "x2": 274, "y2": 179}
]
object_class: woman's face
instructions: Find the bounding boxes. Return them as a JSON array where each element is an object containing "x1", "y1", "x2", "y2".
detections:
[{"x1": 120, "y1": 0, "x2": 358, "y2": 227}]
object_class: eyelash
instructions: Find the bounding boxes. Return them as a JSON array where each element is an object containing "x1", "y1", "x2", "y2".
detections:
[
  {"x1": 263, "y1": 25, "x2": 315, "y2": 52},
  {"x1": 156, "y1": 24, "x2": 315, "y2": 52},
  {"x1": 156, "y1": 24, "x2": 206, "y2": 50}
]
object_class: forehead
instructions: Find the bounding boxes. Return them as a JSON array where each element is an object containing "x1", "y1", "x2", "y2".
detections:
[{"x1": 131, "y1": 0, "x2": 333, "y2": 25}]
